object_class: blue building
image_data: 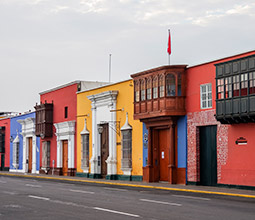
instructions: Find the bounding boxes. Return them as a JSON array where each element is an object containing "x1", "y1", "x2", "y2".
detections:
[{"x1": 10, "y1": 112, "x2": 40, "y2": 173}]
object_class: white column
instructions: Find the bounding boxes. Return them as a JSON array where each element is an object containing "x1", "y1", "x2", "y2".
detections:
[
  {"x1": 32, "y1": 136, "x2": 37, "y2": 173},
  {"x1": 90, "y1": 104, "x2": 99, "y2": 174},
  {"x1": 68, "y1": 134, "x2": 75, "y2": 168},
  {"x1": 56, "y1": 137, "x2": 62, "y2": 168},
  {"x1": 22, "y1": 138, "x2": 27, "y2": 173},
  {"x1": 106, "y1": 101, "x2": 117, "y2": 175}
]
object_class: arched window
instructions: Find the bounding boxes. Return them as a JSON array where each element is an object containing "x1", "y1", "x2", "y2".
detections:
[
  {"x1": 153, "y1": 76, "x2": 158, "y2": 99},
  {"x1": 134, "y1": 80, "x2": 140, "y2": 102},
  {"x1": 159, "y1": 75, "x2": 165, "y2": 97},
  {"x1": 178, "y1": 73, "x2": 182, "y2": 96},
  {"x1": 141, "y1": 79, "x2": 146, "y2": 101},
  {"x1": 146, "y1": 78, "x2": 152, "y2": 100},
  {"x1": 81, "y1": 119, "x2": 89, "y2": 171},
  {"x1": 166, "y1": 74, "x2": 176, "y2": 96}
]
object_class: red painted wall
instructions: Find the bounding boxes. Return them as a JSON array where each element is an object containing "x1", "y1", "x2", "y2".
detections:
[
  {"x1": 220, "y1": 123, "x2": 255, "y2": 186},
  {"x1": 186, "y1": 50, "x2": 255, "y2": 186},
  {"x1": 0, "y1": 118, "x2": 10, "y2": 168},
  {"x1": 39, "y1": 83, "x2": 78, "y2": 170}
]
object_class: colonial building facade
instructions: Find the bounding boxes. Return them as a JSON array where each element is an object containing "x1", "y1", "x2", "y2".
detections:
[
  {"x1": 76, "y1": 80, "x2": 143, "y2": 180},
  {"x1": 131, "y1": 66, "x2": 187, "y2": 184}
]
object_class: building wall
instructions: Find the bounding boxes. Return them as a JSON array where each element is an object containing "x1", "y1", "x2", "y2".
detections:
[
  {"x1": 186, "y1": 51, "x2": 255, "y2": 186},
  {"x1": 40, "y1": 83, "x2": 78, "y2": 171},
  {"x1": 10, "y1": 112, "x2": 40, "y2": 171},
  {"x1": 177, "y1": 116, "x2": 187, "y2": 169},
  {"x1": 77, "y1": 80, "x2": 143, "y2": 177},
  {"x1": 0, "y1": 118, "x2": 10, "y2": 169}
]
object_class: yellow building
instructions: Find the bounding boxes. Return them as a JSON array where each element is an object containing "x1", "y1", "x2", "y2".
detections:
[{"x1": 76, "y1": 79, "x2": 143, "y2": 181}]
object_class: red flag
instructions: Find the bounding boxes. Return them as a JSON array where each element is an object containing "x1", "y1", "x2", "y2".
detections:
[{"x1": 167, "y1": 30, "x2": 171, "y2": 55}]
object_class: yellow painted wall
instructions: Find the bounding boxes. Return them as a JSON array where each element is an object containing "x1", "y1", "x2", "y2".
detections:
[{"x1": 76, "y1": 79, "x2": 143, "y2": 176}]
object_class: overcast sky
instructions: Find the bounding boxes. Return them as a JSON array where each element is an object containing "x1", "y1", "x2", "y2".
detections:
[{"x1": 1, "y1": 0, "x2": 255, "y2": 113}]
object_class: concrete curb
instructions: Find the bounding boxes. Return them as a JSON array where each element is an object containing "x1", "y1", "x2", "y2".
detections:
[{"x1": 1, "y1": 173, "x2": 255, "y2": 199}]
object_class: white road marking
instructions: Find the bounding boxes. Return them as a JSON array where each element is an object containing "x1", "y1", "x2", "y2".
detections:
[
  {"x1": 104, "y1": 187, "x2": 128, "y2": 192},
  {"x1": 25, "y1": 184, "x2": 42, "y2": 188},
  {"x1": 3, "y1": 191, "x2": 16, "y2": 195},
  {"x1": 28, "y1": 195, "x2": 50, "y2": 201},
  {"x1": 4, "y1": 204, "x2": 21, "y2": 208},
  {"x1": 69, "y1": 189, "x2": 95, "y2": 194},
  {"x1": 140, "y1": 199, "x2": 182, "y2": 206},
  {"x1": 94, "y1": 207, "x2": 140, "y2": 218},
  {"x1": 172, "y1": 195, "x2": 211, "y2": 201},
  {"x1": 0, "y1": 180, "x2": 6, "y2": 183}
]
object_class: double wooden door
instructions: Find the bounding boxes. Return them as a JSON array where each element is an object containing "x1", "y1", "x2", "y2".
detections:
[
  {"x1": 153, "y1": 129, "x2": 169, "y2": 182},
  {"x1": 28, "y1": 137, "x2": 32, "y2": 173},
  {"x1": 200, "y1": 126, "x2": 217, "y2": 186},
  {"x1": 101, "y1": 124, "x2": 109, "y2": 178},
  {"x1": 62, "y1": 140, "x2": 68, "y2": 176}
]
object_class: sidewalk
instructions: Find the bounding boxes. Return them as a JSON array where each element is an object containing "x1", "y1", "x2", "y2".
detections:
[{"x1": 1, "y1": 171, "x2": 255, "y2": 199}]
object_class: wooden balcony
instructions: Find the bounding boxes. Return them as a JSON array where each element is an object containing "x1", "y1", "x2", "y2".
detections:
[
  {"x1": 131, "y1": 65, "x2": 187, "y2": 121},
  {"x1": 34, "y1": 103, "x2": 53, "y2": 138},
  {"x1": 134, "y1": 96, "x2": 186, "y2": 120}
]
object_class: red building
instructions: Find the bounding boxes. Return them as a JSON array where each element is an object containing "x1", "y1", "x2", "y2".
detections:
[
  {"x1": 0, "y1": 116, "x2": 11, "y2": 171},
  {"x1": 186, "y1": 50, "x2": 255, "y2": 187},
  {"x1": 35, "y1": 81, "x2": 107, "y2": 176}
]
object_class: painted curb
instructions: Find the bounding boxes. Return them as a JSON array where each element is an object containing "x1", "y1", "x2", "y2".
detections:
[{"x1": 1, "y1": 173, "x2": 255, "y2": 199}]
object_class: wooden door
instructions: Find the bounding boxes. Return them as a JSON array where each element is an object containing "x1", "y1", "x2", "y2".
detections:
[
  {"x1": 200, "y1": 126, "x2": 217, "y2": 186},
  {"x1": 62, "y1": 140, "x2": 68, "y2": 176},
  {"x1": 101, "y1": 124, "x2": 109, "y2": 178},
  {"x1": 0, "y1": 154, "x2": 4, "y2": 171},
  {"x1": 159, "y1": 129, "x2": 169, "y2": 181},
  {"x1": 28, "y1": 137, "x2": 32, "y2": 173}
]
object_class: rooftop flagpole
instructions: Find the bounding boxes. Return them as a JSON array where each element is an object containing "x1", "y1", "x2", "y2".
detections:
[
  {"x1": 109, "y1": 54, "x2": 112, "y2": 82},
  {"x1": 167, "y1": 29, "x2": 171, "y2": 65}
]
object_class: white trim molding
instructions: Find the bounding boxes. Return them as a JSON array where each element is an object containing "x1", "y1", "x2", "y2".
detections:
[
  {"x1": 87, "y1": 91, "x2": 118, "y2": 176},
  {"x1": 17, "y1": 118, "x2": 38, "y2": 174},
  {"x1": 54, "y1": 121, "x2": 75, "y2": 170}
]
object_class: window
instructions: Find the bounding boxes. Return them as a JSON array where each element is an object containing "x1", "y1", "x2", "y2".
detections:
[
  {"x1": 217, "y1": 79, "x2": 224, "y2": 99},
  {"x1": 225, "y1": 77, "x2": 232, "y2": 98},
  {"x1": 121, "y1": 130, "x2": 132, "y2": 169},
  {"x1": 233, "y1": 75, "x2": 240, "y2": 97},
  {"x1": 166, "y1": 74, "x2": 176, "y2": 96},
  {"x1": 12, "y1": 134, "x2": 20, "y2": 169},
  {"x1": 81, "y1": 134, "x2": 89, "y2": 169},
  {"x1": 134, "y1": 81, "x2": 140, "y2": 102},
  {"x1": 146, "y1": 78, "x2": 152, "y2": 100},
  {"x1": 159, "y1": 75, "x2": 165, "y2": 97},
  {"x1": 178, "y1": 73, "x2": 182, "y2": 96},
  {"x1": 42, "y1": 141, "x2": 50, "y2": 169},
  {"x1": 200, "y1": 84, "x2": 212, "y2": 109},
  {"x1": 153, "y1": 77, "x2": 158, "y2": 99},
  {"x1": 249, "y1": 72, "x2": 255, "y2": 94},
  {"x1": 81, "y1": 119, "x2": 89, "y2": 170},
  {"x1": 0, "y1": 127, "x2": 5, "y2": 153},
  {"x1": 141, "y1": 80, "x2": 146, "y2": 101},
  {"x1": 64, "y1": 106, "x2": 68, "y2": 118},
  {"x1": 241, "y1": 73, "x2": 248, "y2": 96}
]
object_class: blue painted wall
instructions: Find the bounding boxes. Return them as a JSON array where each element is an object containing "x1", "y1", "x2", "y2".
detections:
[
  {"x1": 10, "y1": 112, "x2": 40, "y2": 171},
  {"x1": 142, "y1": 123, "x2": 148, "y2": 167},
  {"x1": 177, "y1": 116, "x2": 187, "y2": 168}
]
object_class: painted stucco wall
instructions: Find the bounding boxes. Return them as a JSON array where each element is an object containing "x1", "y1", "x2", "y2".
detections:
[
  {"x1": 186, "y1": 51, "x2": 255, "y2": 186},
  {"x1": 77, "y1": 80, "x2": 143, "y2": 176},
  {"x1": 40, "y1": 83, "x2": 78, "y2": 170},
  {"x1": 0, "y1": 118, "x2": 10, "y2": 169},
  {"x1": 10, "y1": 112, "x2": 40, "y2": 171},
  {"x1": 177, "y1": 116, "x2": 187, "y2": 168}
]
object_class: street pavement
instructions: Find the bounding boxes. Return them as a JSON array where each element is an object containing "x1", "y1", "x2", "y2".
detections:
[{"x1": 0, "y1": 172, "x2": 255, "y2": 219}]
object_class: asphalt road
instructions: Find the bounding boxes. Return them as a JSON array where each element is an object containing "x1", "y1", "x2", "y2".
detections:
[{"x1": 0, "y1": 176, "x2": 254, "y2": 220}]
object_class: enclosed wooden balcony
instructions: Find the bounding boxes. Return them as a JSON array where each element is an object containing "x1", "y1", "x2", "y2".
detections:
[
  {"x1": 34, "y1": 102, "x2": 53, "y2": 138},
  {"x1": 131, "y1": 65, "x2": 187, "y2": 121}
]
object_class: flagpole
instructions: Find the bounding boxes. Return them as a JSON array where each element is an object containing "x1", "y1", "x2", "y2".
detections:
[
  {"x1": 109, "y1": 54, "x2": 112, "y2": 82},
  {"x1": 168, "y1": 29, "x2": 170, "y2": 65}
]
